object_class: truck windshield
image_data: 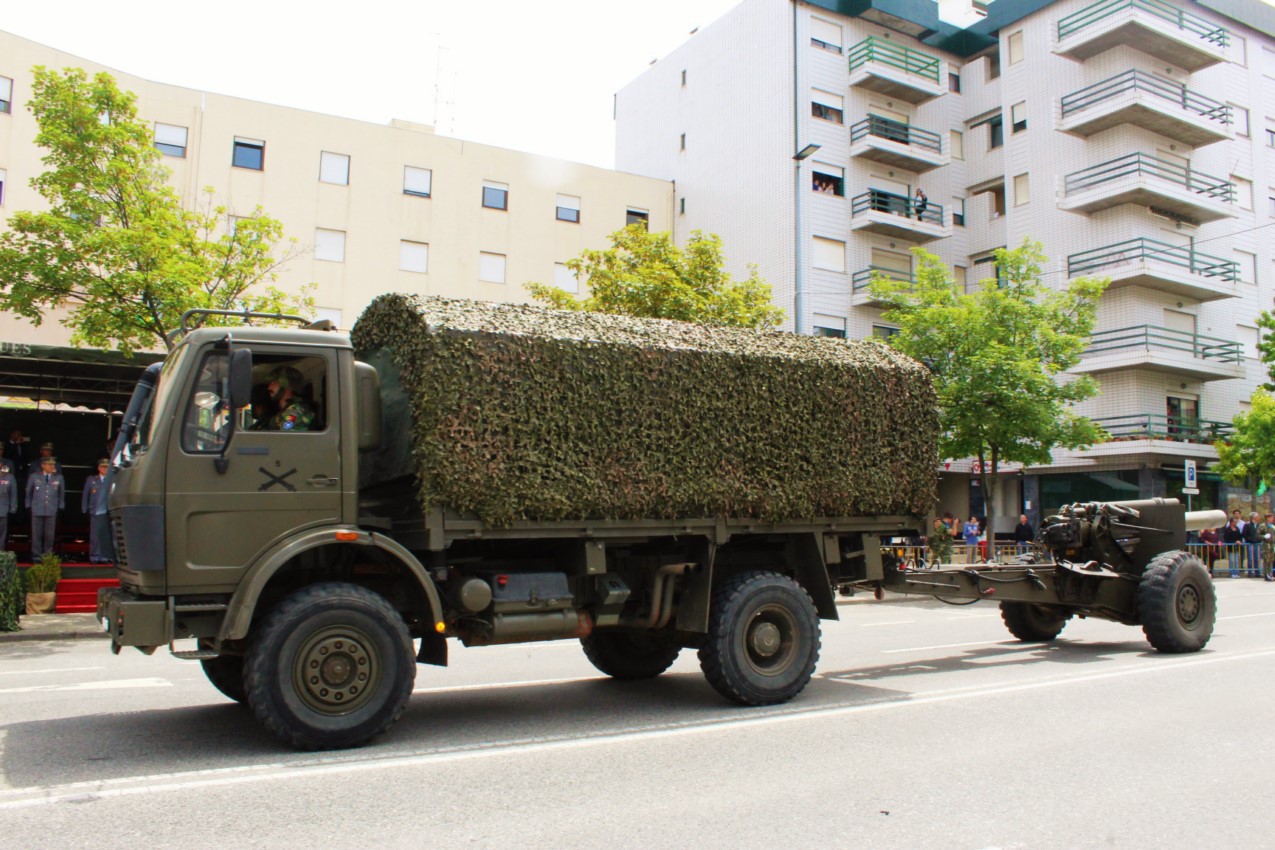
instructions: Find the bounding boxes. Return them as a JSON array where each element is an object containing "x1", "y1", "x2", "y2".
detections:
[{"x1": 136, "y1": 346, "x2": 188, "y2": 453}]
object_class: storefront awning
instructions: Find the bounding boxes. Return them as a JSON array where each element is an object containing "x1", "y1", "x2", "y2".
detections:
[{"x1": 0, "y1": 344, "x2": 163, "y2": 412}]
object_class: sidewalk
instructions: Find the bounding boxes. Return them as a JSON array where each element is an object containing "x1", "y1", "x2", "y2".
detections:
[{"x1": 0, "y1": 613, "x2": 107, "y2": 644}]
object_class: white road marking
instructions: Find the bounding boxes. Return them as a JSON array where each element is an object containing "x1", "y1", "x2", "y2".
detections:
[
  {"x1": 0, "y1": 667, "x2": 106, "y2": 677},
  {"x1": 882, "y1": 640, "x2": 1003, "y2": 654},
  {"x1": 413, "y1": 676, "x2": 596, "y2": 694},
  {"x1": 5, "y1": 645, "x2": 1273, "y2": 811},
  {"x1": 1218, "y1": 612, "x2": 1275, "y2": 621},
  {"x1": 858, "y1": 620, "x2": 916, "y2": 627},
  {"x1": 0, "y1": 678, "x2": 172, "y2": 695}
]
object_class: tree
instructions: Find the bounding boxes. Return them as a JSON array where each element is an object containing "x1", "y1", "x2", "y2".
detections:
[
  {"x1": 869, "y1": 240, "x2": 1109, "y2": 552},
  {"x1": 527, "y1": 224, "x2": 783, "y2": 329},
  {"x1": 0, "y1": 66, "x2": 311, "y2": 355},
  {"x1": 1214, "y1": 390, "x2": 1275, "y2": 494}
]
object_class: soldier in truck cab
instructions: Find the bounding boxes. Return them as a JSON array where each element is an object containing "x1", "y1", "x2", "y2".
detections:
[{"x1": 259, "y1": 366, "x2": 315, "y2": 432}]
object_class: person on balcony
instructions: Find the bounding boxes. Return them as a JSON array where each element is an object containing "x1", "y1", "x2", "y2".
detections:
[{"x1": 913, "y1": 188, "x2": 928, "y2": 221}]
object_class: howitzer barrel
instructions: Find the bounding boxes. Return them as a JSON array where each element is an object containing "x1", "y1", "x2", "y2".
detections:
[{"x1": 1185, "y1": 509, "x2": 1227, "y2": 533}]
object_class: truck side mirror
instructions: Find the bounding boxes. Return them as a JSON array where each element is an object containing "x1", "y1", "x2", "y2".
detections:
[{"x1": 229, "y1": 349, "x2": 254, "y2": 410}]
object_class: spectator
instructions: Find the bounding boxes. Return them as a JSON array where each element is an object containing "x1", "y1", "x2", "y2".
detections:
[
  {"x1": 1244, "y1": 512, "x2": 1261, "y2": 577},
  {"x1": 26, "y1": 456, "x2": 64, "y2": 560},
  {"x1": 1199, "y1": 526, "x2": 1223, "y2": 574},
  {"x1": 1258, "y1": 513, "x2": 1275, "y2": 581},
  {"x1": 1013, "y1": 513, "x2": 1034, "y2": 554},
  {"x1": 1222, "y1": 517, "x2": 1244, "y2": 578},
  {"x1": 0, "y1": 460, "x2": 16, "y2": 549},
  {"x1": 927, "y1": 517, "x2": 953, "y2": 565},
  {"x1": 962, "y1": 515, "x2": 980, "y2": 548}
]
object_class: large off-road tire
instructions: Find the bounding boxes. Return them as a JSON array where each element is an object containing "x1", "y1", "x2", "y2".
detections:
[
  {"x1": 244, "y1": 582, "x2": 416, "y2": 750},
  {"x1": 698, "y1": 571, "x2": 820, "y2": 706},
  {"x1": 999, "y1": 601, "x2": 1072, "y2": 642},
  {"x1": 1137, "y1": 550, "x2": 1215, "y2": 653},
  {"x1": 582, "y1": 630, "x2": 682, "y2": 680},
  {"x1": 200, "y1": 649, "x2": 247, "y2": 703}
]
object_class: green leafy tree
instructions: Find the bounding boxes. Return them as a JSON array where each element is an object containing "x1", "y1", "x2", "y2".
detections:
[
  {"x1": 869, "y1": 240, "x2": 1108, "y2": 550},
  {"x1": 0, "y1": 66, "x2": 311, "y2": 355},
  {"x1": 1214, "y1": 389, "x2": 1275, "y2": 494},
  {"x1": 527, "y1": 224, "x2": 783, "y2": 328}
]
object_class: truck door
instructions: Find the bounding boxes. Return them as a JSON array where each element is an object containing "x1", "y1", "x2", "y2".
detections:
[{"x1": 165, "y1": 346, "x2": 342, "y2": 592}]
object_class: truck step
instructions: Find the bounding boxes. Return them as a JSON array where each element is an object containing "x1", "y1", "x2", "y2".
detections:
[{"x1": 170, "y1": 649, "x2": 219, "y2": 660}]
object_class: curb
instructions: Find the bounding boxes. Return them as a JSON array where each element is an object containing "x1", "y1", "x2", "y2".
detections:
[{"x1": 0, "y1": 614, "x2": 107, "y2": 645}]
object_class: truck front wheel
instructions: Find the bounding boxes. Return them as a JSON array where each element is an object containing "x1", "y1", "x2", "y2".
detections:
[
  {"x1": 698, "y1": 571, "x2": 820, "y2": 706},
  {"x1": 244, "y1": 582, "x2": 416, "y2": 750},
  {"x1": 200, "y1": 648, "x2": 247, "y2": 703},
  {"x1": 582, "y1": 630, "x2": 681, "y2": 680},
  {"x1": 1138, "y1": 550, "x2": 1215, "y2": 653}
]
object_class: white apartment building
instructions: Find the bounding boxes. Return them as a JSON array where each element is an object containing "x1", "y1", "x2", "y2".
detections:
[
  {"x1": 616, "y1": 0, "x2": 1275, "y2": 530},
  {"x1": 0, "y1": 29, "x2": 673, "y2": 418}
]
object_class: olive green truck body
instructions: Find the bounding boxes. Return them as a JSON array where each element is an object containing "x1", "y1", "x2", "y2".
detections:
[{"x1": 96, "y1": 297, "x2": 1218, "y2": 750}]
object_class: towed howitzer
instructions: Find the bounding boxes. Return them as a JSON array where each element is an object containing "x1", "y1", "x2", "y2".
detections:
[{"x1": 866, "y1": 498, "x2": 1222, "y2": 653}]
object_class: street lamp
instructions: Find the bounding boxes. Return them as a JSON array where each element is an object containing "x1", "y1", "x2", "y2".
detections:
[{"x1": 792, "y1": 143, "x2": 821, "y2": 335}]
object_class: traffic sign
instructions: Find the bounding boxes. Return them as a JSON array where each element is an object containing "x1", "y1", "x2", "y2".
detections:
[{"x1": 1183, "y1": 459, "x2": 1199, "y2": 495}]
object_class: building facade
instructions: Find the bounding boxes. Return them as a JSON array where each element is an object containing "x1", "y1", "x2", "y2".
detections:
[{"x1": 616, "y1": 0, "x2": 1275, "y2": 529}]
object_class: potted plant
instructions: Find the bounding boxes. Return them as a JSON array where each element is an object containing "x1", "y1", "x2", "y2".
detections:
[
  {"x1": 0, "y1": 551, "x2": 21, "y2": 631},
  {"x1": 24, "y1": 552, "x2": 61, "y2": 615}
]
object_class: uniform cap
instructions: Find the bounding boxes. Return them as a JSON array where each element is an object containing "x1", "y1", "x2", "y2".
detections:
[
  {"x1": 268, "y1": 366, "x2": 304, "y2": 390},
  {"x1": 40, "y1": 442, "x2": 54, "y2": 451},
  {"x1": 41, "y1": 456, "x2": 57, "y2": 465}
]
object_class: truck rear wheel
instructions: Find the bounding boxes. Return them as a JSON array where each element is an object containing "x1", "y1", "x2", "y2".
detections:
[
  {"x1": 999, "y1": 602, "x2": 1071, "y2": 642},
  {"x1": 200, "y1": 647, "x2": 247, "y2": 703},
  {"x1": 698, "y1": 571, "x2": 820, "y2": 706},
  {"x1": 582, "y1": 631, "x2": 681, "y2": 680},
  {"x1": 244, "y1": 582, "x2": 416, "y2": 750},
  {"x1": 1138, "y1": 550, "x2": 1215, "y2": 653}
]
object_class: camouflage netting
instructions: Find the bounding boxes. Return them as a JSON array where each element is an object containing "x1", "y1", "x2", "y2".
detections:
[{"x1": 351, "y1": 294, "x2": 938, "y2": 526}]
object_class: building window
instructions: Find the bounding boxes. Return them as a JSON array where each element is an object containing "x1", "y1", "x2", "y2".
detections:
[
  {"x1": 810, "y1": 17, "x2": 842, "y2": 53},
  {"x1": 479, "y1": 251, "x2": 506, "y2": 284},
  {"x1": 1264, "y1": 45, "x2": 1275, "y2": 79},
  {"x1": 626, "y1": 208, "x2": 649, "y2": 229},
  {"x1": 1266, "y1": 127, "x2": 1275, "y2": 147},
  {"x1": 232, "y1": 137, "x2": 265, "y2": 170},
  {"x1": 953, "y1": 197, "x2": 965, "y2": 226},
  {"x1": 1011, "y1": 101, "x2": 1027, "y2": 133},
  {"x1": 154, "y1": 123, "x2": 188, "y2": 158},
  {"x1": 0, "y1": 76, "x2": 11, "y2": 113},
  {"x1": 812, "y1": 164, "x2": 844, "y2": 196},
  {"x1": 948, "y1": 72, "x2": 961, "y2": 93},
  {"x1": 871, "y1": 325, "x2": 899, "y2": 340},
  {"x1": 989, "y1": 116, "x2": 1004, "y2": 149},
  {"x1": 813, "y1": 314, "x2": 846, "y2": 338},
  {"x1": 554, "y1": 262, "x2": 579, "y2": 294},
  {"x1": 482, "y1": 181, "x2": 509, "y2": 211},
  {"x1": 556, "y1": 194, "x2": 581, "y2": 223},
  {"x1": 951, "y1": 130, "x2": 964, "y2": 160},
  {"x1": 679, "y1": 197, "x2": 686, "y2": 215},
  {"x1": 812, "y1": 236, "x2": 845, "y2": 273},
  {"x1": 0, "y1": 168, "x2": 6, "y2": 206},
  {"x1": 1014, "y1": 173, "x2": 1030, "y2": 206},
  {"x1": 1007, "y1": 31, "x2": 1024, "y2": 65},
  {"x1": 680, "y1": 132, "x2": 686, "y2": 151},
  {"x1": 955, "y1": 265, "x2": 969, "y2": 293},
  {"x1": 811, "y1": 90, "x2": 843, "y2": 124},
  {"x1": 399, "y1": 240, "x2": 429, "y2": 274},
  {"x1": 681, "y1": 69, "x2": 687, "y2": 86},
  {"x1": 314, "y1": 228, "x2": 346, "y2": 262},
  {"x1": 1237, "y1": 249, "x2": 1257, "y2": 284},
  {"x1": 987, "y1": 52, "x2": 1001, "y2": 80},
  {"x1": 1231, "y1": 105, "x2": 1250, "y2": 136},
  {"x1": 1268, "y1": 190, "x2": 1275, "y2": 217},
  {"x1": 1234, "y1": 176, "x2": 1253, "y2": 210},
  {"x1": 404, "y1": 166, "x2": 432, "y2": 198},
  {"x1": 319, "y1": 152, "x2": 350, "y2": 185}
]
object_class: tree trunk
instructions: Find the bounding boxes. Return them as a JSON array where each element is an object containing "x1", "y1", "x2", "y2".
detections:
[{"x1": 984, "y1": 446, "x2": 999, "y2": 563}]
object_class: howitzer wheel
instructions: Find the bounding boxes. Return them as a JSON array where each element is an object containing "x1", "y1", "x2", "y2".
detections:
[
  {"x1": 244, "y1": 582, "x2": 415, "y2": 750},
  {"x1": 698, "y1": 571, "x2": 820, "y2": 706},
  {"x1": 1137, "y1": 550, "x2": 1215, "y2": 653},
  {"x1": 582, "y1": 630, "x2": 682, "y2": 680},
  {"x1": 999, "y1": 602, "x2": 1072, "y2": 642}
]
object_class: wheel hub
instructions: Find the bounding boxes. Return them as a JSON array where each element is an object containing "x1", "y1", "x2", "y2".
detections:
[
  {"x1": 744, "y1": 605, "x2": 798, "y2": 677},
  {"x1": 295, "y1": 628, "x2": 379, "y2": 715},
  {"x1": 751, "y1": 622, "x2": 782, "y2": 657},
  {"x1": 1177, "y1": 584, "x2": 1201, "y2": 625}
]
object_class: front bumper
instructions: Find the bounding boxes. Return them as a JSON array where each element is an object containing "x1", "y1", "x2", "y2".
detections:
[{"x1": 97, "y1": 586, "x2": 170, "y2": 649}]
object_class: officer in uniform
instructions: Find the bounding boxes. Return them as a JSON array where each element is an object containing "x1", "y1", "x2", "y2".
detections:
[
  {"x1": 26, "y1": 456, "x2": 65, "y2": 560},
  {"x1": 263, "y1": 366, "x2": 316, "y2": 432},
  {"x1": 0, "y1": 460, "x2": 17, "y2": 550},
  {"x1": 82, "y1": 458, "x2": 111, "y2": 563}
]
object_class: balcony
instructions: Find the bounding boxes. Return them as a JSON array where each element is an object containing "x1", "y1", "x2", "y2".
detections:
[
  {"x1": 1075, "y1": 325, "x2": 1244, "y2": 381},
  {"x1": 1067, "y1": 238, "x2": 1239, "y2": 302},
  {"x1": 1059, "y1": 153, "x2": 1236, "y2": 223},
  {"x1": 849, "y1": 115, "x2": 948, "y2": 173},
  {"x1": 1059, "y1": 70, "x2": 1233, "y2": 147},
  {"x1": 849, "y1": 190, "x2": 949, "y2": 242},
  {"x1": 1055, "y1": 0, "x2": 1229, "y2": 71},
  {"x1": 850, "y1": 266, "x2": 914, "y2": 307},
  {"x1": 847, "y1": 37, "x2": 945, "y2": 104},
  {"x1": 1095, "y1": 413, "x2": 1233, "y2": 445}
]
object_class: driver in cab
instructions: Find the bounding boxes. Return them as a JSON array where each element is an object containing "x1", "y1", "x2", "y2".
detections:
[{"x1": 258, "y1": 366, "x2": 315, "y2": 432}]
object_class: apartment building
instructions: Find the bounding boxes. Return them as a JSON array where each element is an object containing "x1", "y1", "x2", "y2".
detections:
[
  {"x1": 616, "y1": 0, "x2": 1275, "y2": 528},
  {"x1": 0, "y1": 29, "x2": 673, "y2": 415}
]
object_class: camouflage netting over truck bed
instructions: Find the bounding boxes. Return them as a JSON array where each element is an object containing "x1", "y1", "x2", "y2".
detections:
[{"x1": 351, "y1": 294, "x2": 938, "y2": 526}]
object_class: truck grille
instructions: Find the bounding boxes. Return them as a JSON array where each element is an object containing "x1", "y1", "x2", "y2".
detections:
[{"x1": 110, "y1": 512, "x2": 129, "y2": 569}]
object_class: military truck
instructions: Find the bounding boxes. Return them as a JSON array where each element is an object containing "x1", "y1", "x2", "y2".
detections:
[{"x1": 96, "y1": 296, "x2": 1218, "y2": 750}]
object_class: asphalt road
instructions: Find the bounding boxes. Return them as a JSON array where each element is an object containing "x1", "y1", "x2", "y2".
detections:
[{"x1": 2, "y1": 580, "x2": 1273, "y2": 849}]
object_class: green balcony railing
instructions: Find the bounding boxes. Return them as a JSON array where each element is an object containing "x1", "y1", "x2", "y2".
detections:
[
  {"x1": 848, "y1": 37, "x2": 941, "y2": 85},
  {"x1": 1064, "y1": 152, "x2": 1235, "y2": 203},
  {"x1": 1085, "y1": 325, "x2": 1242, "y2": 363},
  {"x1": 1057, "y1": 0, "x2": 1228, "y2": 47},
  {"x1": 851, "y1": 190, "x2": 944, "y2": 226},
  {"x1": 852, "y1": 266, "x2": 915, "y2": 292},
  {"x1": 1060, "y1": 69, "x2": 1230, "y2": 126},
  {"x1": 1094, "y1": 413, "x2": 1233, "y2": 443},
  {"x1": 849, "y1": 114, "x2": 943, "y2": 153},
  {"x1": 1068, "y1": 238, "x2": 1239, "y2": 283}
]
